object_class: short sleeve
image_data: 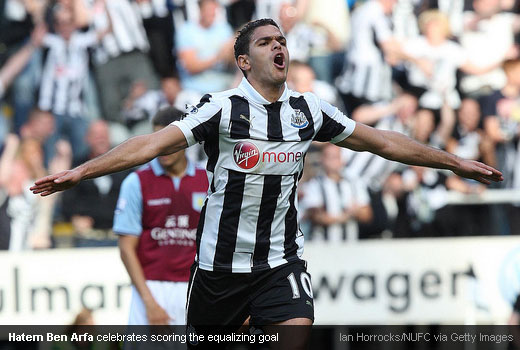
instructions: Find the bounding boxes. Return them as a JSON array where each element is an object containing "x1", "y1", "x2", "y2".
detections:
[
  {"x1": 171, "y1": 94, "x2": 222, "y2": 146},
  {"x1": 314, "y1": 99, "x2": 356, "y2": 143},
  {"x1": 113, "y1": 172, "x2": 143, "y2": 236}
]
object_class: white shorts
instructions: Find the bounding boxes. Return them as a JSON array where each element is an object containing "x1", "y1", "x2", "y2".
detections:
[{"x1": 128, "y1": 280, "x2": 189, "y2": 325}]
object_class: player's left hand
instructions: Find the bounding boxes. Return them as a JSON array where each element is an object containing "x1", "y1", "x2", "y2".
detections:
[
  {"x1": 453, "y1": 159, "x2": 503, "y2": 185},
  {"x1": 30, "y1": 168, "x2": 83, "y2": 196}
]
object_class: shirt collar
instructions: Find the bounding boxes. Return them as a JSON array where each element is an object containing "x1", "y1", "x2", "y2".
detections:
[
  {"x1": 237, "y1": 77, "x2": 290, "y2": 105},
  {"x1": 150, "y1": 157, "x2": 196, "y2": 177}
]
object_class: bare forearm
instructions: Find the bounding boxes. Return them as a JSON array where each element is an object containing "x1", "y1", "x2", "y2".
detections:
[
  {"x1": 120, "y1": 245, "x2": 156, "y2": 306},
  {"x1": 376, "y1": 130, "x2": 460, "y2": 171},
  {"x1": 78, "y1": 129, "x2": 185, "y2": 180},
  {"x1": 341, "y1": 124, "x2": 461, "y2": 171},
  {"x1": 340, "y1": 123, "x2": 502, "y2": 185},
  {"x1": 0, "y1": 44, "x2": 35, "y2": 89},
  {"x1": 76, "y1": 135, "x2": 154, "y2": 180}
]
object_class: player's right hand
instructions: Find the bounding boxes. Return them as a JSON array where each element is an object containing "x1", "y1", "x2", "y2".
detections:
[
  {"x1": 30, "y1": 169, "x2": 83, "y2": 196},
  {"x1": 146, "y1": 303, "x2": 171, "y2": 325}
]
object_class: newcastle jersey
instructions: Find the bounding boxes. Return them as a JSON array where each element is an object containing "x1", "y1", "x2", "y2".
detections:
[{"x1": 173, "y1": 78, "x2": 356, "y2": 273}]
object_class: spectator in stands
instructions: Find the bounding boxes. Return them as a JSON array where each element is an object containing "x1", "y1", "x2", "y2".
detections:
[
  {"x1": 136, "y1": 0, "x2": 176, "y2": 78},
  {"x1": 396, "y1": 165, "x2": 450, "y2": 237},
  {"x1": 446, "y1": 98, "x2": 495, "y2": 167},
  {"x1": 3, "y1": 0, "x2": 48, "y2": 134},
  {"x1": 0, "y1": 134, "x2": 71, "y2": 250},
  {"x1": 287, "y1": 60, "x2": 343, "y2": 107},
  {"x1": 61, "y1": 120, "x2": 131, "y2": 242},
  {"x1": 120, "y1": 76, "x2": 207, "y2": 164},
  {"x1": 0, "y1": 24, "x2": 46, "y2": 143},
  {"x1": 278, "y1": 2, "x2": 342, "y2": 72},
  {"x1": 302, "y1": 0, "x2": 350, "y2": 83},
  {"x1": 481, "y1": 59, "x2": 520, "y2": 188},
  {"x1": 226, "y1": 0, "x2": 256, "y2": 30},
  {"x1": 302, "y1": 143, "x2": 372, "y2": 241},
  {"x1": 121, "y1": 76, "x2": 201, "y2": 134},
  {"x1": 480, "y1": 58, "x2": 520, "y2": 234},
  {"x1": 458, "y1": 0, "x2": 520, "y2": 98},
  {"x1": 0, "y1": 24, "x2": 46, "y2": 100},
  {"x1": 431, "y1": 98, "x2": 493, "y2": 236},
  {"x1": 85, "y1": 0, "x2": 159, "y2": 124},
  {"x1": 20, "y1": 109, "x2": 55, "y2": 162},
  {"x1": 335, "y1": 0, "x2": 401, "y2": 115},
  {"x1": 401, "y1": 10, "x2": 511, "y2": 113},
  {"x1": 346, "y1": 93, "x2": 419, "y2": 237},
  {"x1": 175, "y1": 0, "x2": 235, "y2": 94},
  {"x1": 39, "y1": 4, "x2": 110, "y2": 163}
]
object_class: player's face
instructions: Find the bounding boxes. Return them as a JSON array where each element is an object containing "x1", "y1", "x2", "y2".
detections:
[{"x1": 244, "y1": 25, "x2": 289, "y2": 87}]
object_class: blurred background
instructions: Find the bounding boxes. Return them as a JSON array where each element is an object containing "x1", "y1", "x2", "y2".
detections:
[{"x1": 0, "y1": 0, "x2": 520, "y2": 339}]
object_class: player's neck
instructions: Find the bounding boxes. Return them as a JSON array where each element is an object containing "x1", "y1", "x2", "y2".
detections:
[
  {"x1": 164, "y1": 158, "x2": 188, "y2": 178},
  {"x1": 247, "y1": 77, "x2": 285, "y2": 103}
]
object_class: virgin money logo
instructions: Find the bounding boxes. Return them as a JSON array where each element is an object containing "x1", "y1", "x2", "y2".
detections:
[{"x1": 233, "y1": 141, "x2": 260, "y2": 169}]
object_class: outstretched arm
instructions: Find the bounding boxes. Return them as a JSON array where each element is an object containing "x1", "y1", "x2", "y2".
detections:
[
  {"x1": 337, "y1": 122, "x2": 503, "y2": 185},
  {"x1": 31, "y1": 125, "x2": 187, "y2": 196}
]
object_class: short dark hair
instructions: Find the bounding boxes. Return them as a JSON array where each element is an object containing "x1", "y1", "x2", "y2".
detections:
[
  {"x1": 152, "y1": 107, "x2": 184, "y2": 128},
  {"x1": 234, "y1": 18, "x2": 280, "y2": 76}
]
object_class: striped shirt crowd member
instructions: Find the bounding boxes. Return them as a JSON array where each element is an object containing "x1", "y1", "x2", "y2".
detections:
[
  {"x1": 335, "y1": 0, "x2": 394, "y2": 112},
  {"x1": 89, "y1": 0, "x2": 149, "y2": 65},
  {"x1": 172, "y1": 77, "x2": 355, "y2": 273},
  {"x1": 38, "y1": 31, "x2": 98, "y2": 117},
  {"x1": 303, "y1": 173, "x2": 371, "y2": 242}
]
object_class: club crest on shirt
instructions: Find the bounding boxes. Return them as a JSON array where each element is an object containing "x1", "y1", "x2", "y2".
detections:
[
  {"x1": 290, "y1": 109, "x2": 309, "y2": 129},
  {"x1": 192, "y1": 192, "x2": 206, "y2": 212},
  {"x1": 185, "y1": 104, "x2": 198, "y2": 114}
]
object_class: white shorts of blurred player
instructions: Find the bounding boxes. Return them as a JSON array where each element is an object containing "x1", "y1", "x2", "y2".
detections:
[{"x1": 128, "y1": 280, "x2": 189, "y2": 325}]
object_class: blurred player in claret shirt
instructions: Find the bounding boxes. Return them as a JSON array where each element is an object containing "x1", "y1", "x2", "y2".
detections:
[{"x1": 114, "y1": 107, "x2": 208, "y2": 325}]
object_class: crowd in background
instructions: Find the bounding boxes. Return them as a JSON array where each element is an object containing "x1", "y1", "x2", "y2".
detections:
[{"x1": 1, "y1": 0, "x2": 520, "y2": 250}]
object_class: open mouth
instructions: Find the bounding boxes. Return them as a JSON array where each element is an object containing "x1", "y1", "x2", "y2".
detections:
[{"x1": 273, "y1": 53, "x2": 285, "y2": 69}]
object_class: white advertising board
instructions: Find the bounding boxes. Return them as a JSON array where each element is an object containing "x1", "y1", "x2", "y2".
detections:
[
  {"x1": 0, "y1": 248, "x2": 131, "y2": 325},
  {"x1": 306, "y1": 236, "x2": 520, "y2": 325},
  {"x1": 0, "y1": 236, "x2": 519, "y2": 325}
]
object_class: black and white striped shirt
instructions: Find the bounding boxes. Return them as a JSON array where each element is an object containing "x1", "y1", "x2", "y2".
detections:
[
  {"x1": 39, "y1": 32, "x2": 98, "y2": 117},
  {"x1": 335, "y1": 0, "x2": 393, "y2": 103},
  {"x1": 173, "y1": 78, "x2": 356, "y2": 273},
  {"x1": 89, "y1": 0, "x2": 149, "y2": 65},
  {"x1": 303, "y1": 174, "x2": 370, "y2": 242}
]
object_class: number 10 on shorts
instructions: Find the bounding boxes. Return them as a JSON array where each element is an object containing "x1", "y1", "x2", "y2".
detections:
[{"x1": 287, "y1": 272, "x2": 313, "y2": 299}]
